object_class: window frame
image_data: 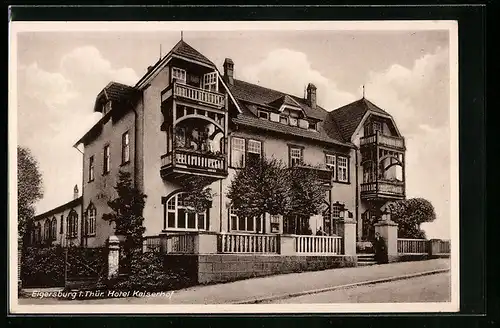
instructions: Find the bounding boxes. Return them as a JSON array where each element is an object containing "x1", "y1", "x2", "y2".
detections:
[
  {"x1": 103, "y1": 144, "x2": 110, "y2": 175},
  {"x1": 308, "y1": 121, "x2": 317, "y2": 130},
  {"x1": 288, "y1": 145, "x2": 304, "y2": 167},
  {"x1": 172, "y1": 67, "x2": 187, "y2": 84},
  {"x1": 279, "y1": 115, "x2": 289, "y2": 125},
  {"x1": 86, "y1": 204, "x2": 97, "y2": 236},
  {"x1": 67, "y1": 210, "x2": 78, "y2": 239},
  {"x1": 51, "y1": 217, "x2": 57, "y2": 241},
  {"x1": 163, "y1": 193, "x2": 210, "y2": 231},
  {"x1": 337, "y1": 155, "x2": 349, "y2": 183},
  {"x1": 324, "y1": 152, "x2": 350, "y2": 184},
  {"x1": 121, "y1": 131, "x2": 130, "y2": 165},
  {"x1": 202, "y1": 72, "x2": 218, "y2": 92},
  {"x1": 325, "y1": 154, "x2": 337, "y2": 181},
  {"x1": 230, "y1": 137, "x2": 246, "y2": 168},
  {"x1": 228, "y1": 207, "x2": 261, "y2": 233},
  {"x1": 88, "y1": 155, "x2": 95, "y2": 182},
  {"x1": 258, "y1": 111, "x2": 269, "y2": 120},
  {"x1": 60, "y1": 214, "x2": 64, "y2": 234}
]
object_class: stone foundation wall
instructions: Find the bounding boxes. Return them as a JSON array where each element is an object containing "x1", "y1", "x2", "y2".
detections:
[{"x1": 164, "y1": 254, "x2": 357, "y2": 285}]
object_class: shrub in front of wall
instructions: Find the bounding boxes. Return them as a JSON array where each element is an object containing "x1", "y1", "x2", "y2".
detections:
[{"x1": 21, "y1": 246, "x2": 65, "y2": 287}]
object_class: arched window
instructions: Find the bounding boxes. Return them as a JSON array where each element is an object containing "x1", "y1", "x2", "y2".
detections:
[
  {"x1": 35, "y1": 222, "x2": 42, "y2": 244},
  {"x1": 67, "y1": 210, "x2": 78, "y2": 239},
  {"x1": 86, "y1": 203, "x2": 97, "y2": 236},
  {"x1": 163, "y1": 192, "x2": 209, "y2": 230},
  {"x1": 51, "y1": 217, "x2": 57, "y2": 241},
  {"x1": 43, "y1": 219, "x2": 51, "y2": 242}
]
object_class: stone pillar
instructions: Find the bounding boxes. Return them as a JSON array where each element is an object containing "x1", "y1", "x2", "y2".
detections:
[
  {"x1": 337, "y1": 219, "x2": 357, "y2": 256},
  {"x1": 374, "y1": 218, "x2": 399, "y2": 263},
  {"x1": 279, "y1": 234, "x2": 297, "y2": 255},
  {"x1": 428, "y1": 239, "x2": 441, "y2": 258},
  {"x1": 108, "y1": 236, "x2": 120, "y2": 279},
  {"x1": 194, "y1": 231, "x2": 218, "y2": 254}
]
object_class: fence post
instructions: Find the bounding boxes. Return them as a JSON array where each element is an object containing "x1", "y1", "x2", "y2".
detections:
[
  {"x1": 107, "y1": 236, "x2": 120, "y2": 279},
  {"x1": 279, "y1": 234, "x2": 297, "y2": 255},
  {"x1": 337, "y1": 219, "x2": 357, "y2": 256},
  {"x1": 374, "y1": 215, "x2": 399, "y2": 263},
  {"x1": 428, "y1": 239, "x2": 441, "y2": 258}
]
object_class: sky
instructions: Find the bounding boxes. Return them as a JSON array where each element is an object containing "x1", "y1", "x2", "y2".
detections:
[{"x1": 14, "y1": 24, "x2": 455, "y2": 239}]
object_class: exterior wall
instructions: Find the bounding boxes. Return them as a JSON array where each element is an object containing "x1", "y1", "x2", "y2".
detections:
[
  {"x1": 32, "y1": 202, "x2": 83, "y2": 246},
  {"x1": 82, "y1": 109, "x2": 137, "y2": 247},
  {"x1": 141, "y1": 65, "x2": 180, "y2": 236}
]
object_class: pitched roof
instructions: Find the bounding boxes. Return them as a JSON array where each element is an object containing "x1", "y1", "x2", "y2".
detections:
[
  {"x1": 34, "y1": 197, "x2": 82, "y2": 220},
  {"x1": 171, "y1": 39, "x2": 215, "y2": 67},
  {"x1": 328, "y1": 97, "x2": 392, "y2": 141},
  {"x1": 95, "y1": 81, "x2": 138, "y2": 112},
  {"x1": 228, "y1": 79, "x2": 327, "y2": 120},
  {"x1": 227, "y1": 79, "x2": 351, "y2": 146}
]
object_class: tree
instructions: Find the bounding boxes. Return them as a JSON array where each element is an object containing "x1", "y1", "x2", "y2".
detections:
[
  {"x1": 17, "y1": 146, "x2": 43, "y2": 239},
  {"x1": 103, "y1": 171, "x2": 147, "y2": 249},
  {"x1": 387, "y1": 198, "x2": 436, "y2": 239},
  {"x1": 287, "y1": 165, "x2": 328, "y2": 218},
  {"x1": 178, "y1": 176, "x2": 215, "y2": 214},
  {"x1": 227, "y1": 156, "x2": 291, "y2": 233}
]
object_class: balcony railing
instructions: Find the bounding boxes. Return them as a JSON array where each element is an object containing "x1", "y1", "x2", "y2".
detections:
[
  {"x1": 161, "y1": 148, "x2": 227, "y2": 174},
  {"x1": 291, "y1": 165, "x2": 333, "y2": 184},
  {"x1": 163, "y1": 82, "x2": 225, "y2": 109},
  {"x1": 360, "y1": 132, "x2": 405, "y2": 150},
  {"x1": 360, "y1": 180, "x2": 405, "y2": 199}
]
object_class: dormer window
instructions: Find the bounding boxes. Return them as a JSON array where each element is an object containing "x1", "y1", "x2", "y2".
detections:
[
  {"x1": 280, "y1": 115, "x2": 288, "y2": 125},
  {"x1": 289, "y1": 117, "x2": 298, "y2": 126},
  {"x1": 308, "y1": 121, "x2": 317, "y2": 130},
  {"x1": 258, "y1": 111, "x2": 269, "y2": 120},
  {"x1": 172, "y1": 67, "x2": 186, "y2": 84}
]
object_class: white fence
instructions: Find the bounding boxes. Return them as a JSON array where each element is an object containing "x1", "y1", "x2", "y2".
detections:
[
  {"x1": 295, "y1": 235, "x2": 343, "y2": 255},
  {"x1": 218, "y1": 232, "x2": 279, "y2": 254},
  {"x1": 397, "y1": 238, "x2": 428, "y2": 254}
]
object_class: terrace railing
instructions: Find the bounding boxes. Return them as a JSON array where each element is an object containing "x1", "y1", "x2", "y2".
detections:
[
  {"x1": 294, "y1": 235, "x2": 343, "y2": 255},
  {"x1": 217, "y1": 232, "x2": 279, "y2": 254}
]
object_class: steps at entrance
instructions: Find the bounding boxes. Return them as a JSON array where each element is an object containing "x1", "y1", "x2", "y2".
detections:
[{"x1": 357, "y1": 254, "x2": 377, "y2": 266}]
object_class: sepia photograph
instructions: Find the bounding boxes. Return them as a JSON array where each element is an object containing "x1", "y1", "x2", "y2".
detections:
[{"x1": 9, "y1": 20, "x2": 459, "y2": 313}]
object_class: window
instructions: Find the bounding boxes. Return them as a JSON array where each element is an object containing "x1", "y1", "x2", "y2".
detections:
[
  {"x1": 164, "y1": 193, "x2": 209, "y2": 230},
  {"x1": 122, "y1": 131, "x2": 130, "y2": 164},
  {"x1": 289, "y1": 117, "x2": 298, "y2": 126},
  {"x1": 229, "y1": 207, "x2": 259, "y2": 232},
  {"x1": 103, "y1": 145, "x2": 110, "y2": 174},
  {"x1": 270, "y1": 215, "x2": 280, "y2": 233},
  {"x1": 258, "y1": 111, "x2": 269, "y2": 120},
  {"x1": 231, "y1": 137, "x2": 246, "y2": 168},
  {"x1": 35, "y1": 223, "x2": 42, "y2": 244},
  {"x1": 172, "y1": 67, "x2": 186, "y2": 83},
  {"x1": 289, "y1": 146, "x2": 303, "y2": 167},
  {"x1": 203, "y1": 72, "x2": 218, "y2": 92},
  {"x1": 51, "y1": 217, "x2": 57, "y2": 241},
  {"x1": 280, "y1": 115, "x2": 289, "y2": 124},
  {"x1": 373, "y1": 122, "x2": 382, "y2": 134},
  {"x1": 308, "y1": 121, "x2": 317, "y2": 130},
  {"x1": 88, "y1": 155, "x2": 95, "y2": 182},
  {"x1": 325, "y1": 154, "x2": 337, "y2": 180},
  {"x1": 86, "y1": 203, "x2": 96, "y2": 236},
  {"x1": 337, "y1": 156, "x2": 348, "y2": 182},
  {"x1": 60, "y1": 214, "x2": 64, "y2": 234},
  {"x1": 67, "y1": 210, "x2": 78, "y2": 238},
  {"x1": 247, "y1": 140, "x2": 262, "y2": 165},
  {"x1": 331, "y1": 203, "x2": 344, "y2": 218},
  {"x1": 44, "y1": 219, "x2": 51, "y2": 242},
  {"x1": 102, "y1": 101, "x2": 112, "y2": 115}
]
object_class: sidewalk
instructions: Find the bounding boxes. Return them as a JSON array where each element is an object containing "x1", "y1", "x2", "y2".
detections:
[{"x1": 19, "y1": 259, "x2": 450, "y2": 305}]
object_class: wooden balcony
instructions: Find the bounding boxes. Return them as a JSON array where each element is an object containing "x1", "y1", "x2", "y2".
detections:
[
  {"x1": 360, "y1": 132, "x2": 405, "y2": 150},
  {"x1": 161, "y1": 82, "x2": 225, "y2": 110},
  {"x1": 160, "y1": 148, "x2": 228, "y2": 182},
  {"x1": 360, "y1": 180, "x2": 405, "y2": 200}
]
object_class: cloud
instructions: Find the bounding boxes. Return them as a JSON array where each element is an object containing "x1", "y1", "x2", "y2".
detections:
[
  {"x1": 365, "y1": 47, "x2": 451, "y2": 239},
  {"x1": 17, "y1": 46, "x2": 139, "y2": 213},
  {"x1": 240, "y1": 48, "x2": 356, "y2": 109}
]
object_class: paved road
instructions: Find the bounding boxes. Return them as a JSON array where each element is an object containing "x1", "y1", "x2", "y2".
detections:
[
  {"x1": 268, "y1": 272, "x2": 451, "y2": 303},
  {"x1": 18, "y1": 259, "x2": 450, "y2": 305}
]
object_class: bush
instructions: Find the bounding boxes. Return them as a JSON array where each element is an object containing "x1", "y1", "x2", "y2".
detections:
[
  {"x1": 107, "y1": 249, "x2": 191, "y2": 293},
  {"x1": 21, "y1": 246, "x2": 65, "y2": 287}
]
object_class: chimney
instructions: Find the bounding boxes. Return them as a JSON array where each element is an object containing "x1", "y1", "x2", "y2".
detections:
[
  {"x1": 307, "y1": 83, "x2": 317, "y2": 109},
  {"x1": 223, "y1": 58, "x2": 234, "y2": 85},
  {"x1": 73, "y1": 185, "x2": 79, "y2": 200}
]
